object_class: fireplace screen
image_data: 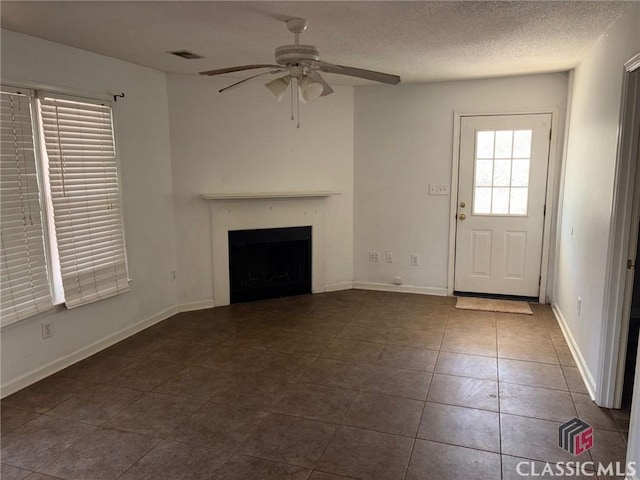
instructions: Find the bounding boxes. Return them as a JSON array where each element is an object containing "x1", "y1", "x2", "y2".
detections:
[{"x1": 228, "y1": 226, "x2": 311, "y2": 303}]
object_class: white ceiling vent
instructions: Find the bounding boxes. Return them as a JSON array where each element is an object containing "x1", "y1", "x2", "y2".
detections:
[{"x1": 168, "y1": 50, "x2": 204, "y2": 60}]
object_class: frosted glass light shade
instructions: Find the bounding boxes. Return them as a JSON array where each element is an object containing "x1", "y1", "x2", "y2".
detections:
[
  {"x1": 265, "y1": 76, "x2": 291, "y2": 101},
  {"x1": 299, "y1": 76, "x2": 323, "y2": 102}
]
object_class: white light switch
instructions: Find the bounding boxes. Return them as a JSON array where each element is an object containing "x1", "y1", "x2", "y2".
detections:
[{"x1": 429, "y1": 184, "x2": 449, "y2": 195}]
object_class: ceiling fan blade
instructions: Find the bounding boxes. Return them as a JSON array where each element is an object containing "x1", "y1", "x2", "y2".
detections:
[
  {"x1": 218, "y1": 70, "x2": 281, "y2": 93},
  {"x1": 317, "y1": 62, "x2": 400, "y2": 85},
  {"x1": 199, "y1": 64, "x2": 282, "y2": 76},
  {"x1": 307, "y1": 72, "x2": 334, "y2": 97}
]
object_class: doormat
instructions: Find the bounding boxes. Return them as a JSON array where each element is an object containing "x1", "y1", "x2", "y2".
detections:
[{"x1": 455, "y1": 296, "x2": 533, "y2": 315}]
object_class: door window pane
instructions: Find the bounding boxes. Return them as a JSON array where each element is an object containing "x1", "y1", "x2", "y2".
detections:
[
  {"x1": 492, "y1": 188, "x2": 510, "y2": 214},
  {"x1": 493, "y1": 160, "x2": 511, "y2": 187},
  {"x1": 510, "y1": 188, "x2": 529, "y2": 215},
  {"x1": 474, "y1": 187, "x2": 492, "y2": 214},
  {"x1": 476, "y1": 131, "x2": 495, "y2": 158},
  {"x1": 513, "y1": 130, "x2": 532, "y2": 158},
  {"x1": 472, "y1": 129, "x2": 532, "y2": 215},
  {"x1": 511, "y1": 160, "x2": 530, "y2": 187},
  {"x1": 494, "y1": 131, "x2": 513, "y2": 158},
  {"x1": 475, "y1": 160, "x2": 493, "y2": 187}
]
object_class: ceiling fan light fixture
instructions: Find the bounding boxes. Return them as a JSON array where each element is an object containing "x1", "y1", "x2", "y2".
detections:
[
  {"x1": 299, "y1": 76, "x2": 323, "y2": 102},
  {"x1": 203, "y1": 18, "x2": 399, "y2": 127},
  {"x1": 265, "y1": 76, "x2": 290, "y2": 101}
]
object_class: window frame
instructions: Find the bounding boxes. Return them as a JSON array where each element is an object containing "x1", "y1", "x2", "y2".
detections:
[{"x1": 471, "y1": 128, "x2": 533, "y2": 217}]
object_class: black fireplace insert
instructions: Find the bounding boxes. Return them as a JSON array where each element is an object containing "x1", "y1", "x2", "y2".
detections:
[{"x1": 228, "y1": 226, "x2": 312, "y2": 303}]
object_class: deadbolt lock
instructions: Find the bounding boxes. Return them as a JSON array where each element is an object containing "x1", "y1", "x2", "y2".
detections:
[
  {"x1": 460, "y1": 202, "x2": 466, "y2": 208},
  {"x1": 459, "y1": 213, "x2": 466, "y2": 220}
]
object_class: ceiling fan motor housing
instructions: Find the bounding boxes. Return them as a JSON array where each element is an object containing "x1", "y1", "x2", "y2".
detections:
[{"x1": 275, "y1": 44, "x2": 320, "y2": 66}]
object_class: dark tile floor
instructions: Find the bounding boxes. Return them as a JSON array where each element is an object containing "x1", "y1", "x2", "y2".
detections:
[{"x1": 0, "y1": 290, "x2": 630, "y2": 480}]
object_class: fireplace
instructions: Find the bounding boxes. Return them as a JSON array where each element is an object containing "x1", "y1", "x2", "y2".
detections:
[
  {"x1": 228, "y1": 226, "x2": 312, "y2": 303},
  {"x1": 204, "y1": 192, "x2": 336, "y2": 306}
]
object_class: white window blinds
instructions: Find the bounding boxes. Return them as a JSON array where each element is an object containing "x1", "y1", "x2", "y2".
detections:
[
  {"x1": 0, "y1": 89, "x2": 53, "y2": 325},
  {"x1": 39, "y1": 96, "x2": 129, "y2": 308}
]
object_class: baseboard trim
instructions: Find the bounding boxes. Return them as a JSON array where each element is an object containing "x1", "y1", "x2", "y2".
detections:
[
  {"x1": 323, "y1": 282, "x2": 354, "y2": 293},
  {"x1": 178, "y1": 300, "x2": 215, "y2": 313},
  {"x1": 0, "y1": 305, "x2": 178, "y2": 398},
  {"x1": 551, "y1": 302, "x2": 597, "y2": 400},
  {"x1": 352, "y1": 282, "x2": 448, "y2": 297}
]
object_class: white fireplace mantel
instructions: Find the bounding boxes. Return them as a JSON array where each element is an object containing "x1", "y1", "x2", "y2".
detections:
[
  {"x1": 205, "y1": 191, "x2": 338, "y2": 307},
  {"x1": 202, "y1": 191, "x2": 340, "y2": 201}
]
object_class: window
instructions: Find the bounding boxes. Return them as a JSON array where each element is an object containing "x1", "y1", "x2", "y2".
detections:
[
  {"x1": 0, "y1": 86, "x2": 128, "y2": 326},
  {"x1": 473, "y1": 129, "x2": 532, "y2": 215}
]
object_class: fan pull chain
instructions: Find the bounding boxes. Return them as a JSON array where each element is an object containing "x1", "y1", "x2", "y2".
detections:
[
  {"x1": 297, "y1": 84, "x2": 300, "y2": 129},
  {"x1": 290, "y1": 77, "x2": 295, "y2": 121}
]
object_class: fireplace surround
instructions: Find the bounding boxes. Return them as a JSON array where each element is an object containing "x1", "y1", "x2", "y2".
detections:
[{"x1": 203, "y1": 191, "x2": 339, "y2": 306}]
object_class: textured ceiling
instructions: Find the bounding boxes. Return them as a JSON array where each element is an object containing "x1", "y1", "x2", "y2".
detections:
[{"x1": 0, "y1": 1, "x2": 633, "y2": 85}]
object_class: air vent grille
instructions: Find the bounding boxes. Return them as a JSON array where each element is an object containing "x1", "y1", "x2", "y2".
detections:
[{"x1": 168, "y1": 50, "x2": 204, "y2": 60}]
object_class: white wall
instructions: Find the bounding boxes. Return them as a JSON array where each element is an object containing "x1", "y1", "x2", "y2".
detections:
[
  {"x1": 553, "y1": 6, "x2": 639, "y2": 394},
  {"x1": 353, "y1": 74, "x2": 568, "y2": 294},
  {"x1": 0, "y1": 30, "x2": 178, "y2": 394},
  {"x1": 551, "y1": 4, "x2": 640, "y2": 471},
  {"x1": 167, "y1": 74, "x2": 354, "y2": 309}
]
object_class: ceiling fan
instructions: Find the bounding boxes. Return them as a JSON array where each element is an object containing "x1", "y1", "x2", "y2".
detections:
[{"x1": 199, "y1": 18, "x2": 401, "y2": 127}]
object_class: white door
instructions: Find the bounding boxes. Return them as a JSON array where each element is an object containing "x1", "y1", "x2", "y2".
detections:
[{"x1": 454, "y1": 114, "x2": 552, "y2": 297}]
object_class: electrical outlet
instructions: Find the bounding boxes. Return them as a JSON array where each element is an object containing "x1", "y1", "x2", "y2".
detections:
[
  {"x1": 393, "y1": 276, "x2": 403, "y2": 285},
  {"x1": 410, "y1": 253, "x2": 421, "y2": 266},
  {"x1": 429, "y1": 184, "x2": 450, "y2": 196},
  {"x1": 386, "y1": 252, "x2": 393, "y2": 263},
  {"x1": 41, "y1": 321, "x2": 53, "y2": 339},
  {"x1": 369, "y1": 251, "x2": 380, "y2": 262}
]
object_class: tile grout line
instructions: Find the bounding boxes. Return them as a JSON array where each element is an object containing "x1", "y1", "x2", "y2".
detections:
[
  {"x1": 495, "y1": 310, "x2": 505, "y2": 480},
  {"x1": 293, "y1": 301, "x2": 360, "y2": 477},
  {"x1": 402, "y1": 307, "x2": 451, "y2": 480}
]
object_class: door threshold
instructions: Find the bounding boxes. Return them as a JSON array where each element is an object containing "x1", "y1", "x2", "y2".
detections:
[{"x1": 454, "y1": 291, "x2": 539, "y2": 304}]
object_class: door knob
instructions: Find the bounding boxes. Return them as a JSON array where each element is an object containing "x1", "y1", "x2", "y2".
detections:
[
  {"x1": 460, "y1": 202, "x2": 466, "y2": 208},
  {"x1": 459, "y1": 213, "x2": 466, "y2": 220}
]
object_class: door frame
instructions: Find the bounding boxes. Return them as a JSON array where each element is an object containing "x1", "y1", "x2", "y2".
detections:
[
  {"x1": 599, "y1": 53, "x2": 640, "y2": 408},
  {"x1": 447, "y1": 109, "x2": 563, "y2": 303}
]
